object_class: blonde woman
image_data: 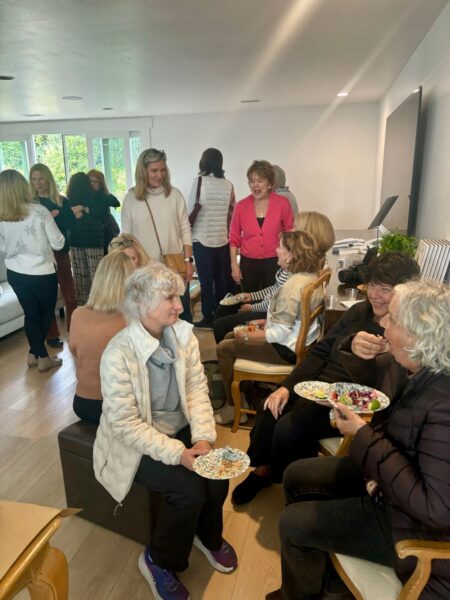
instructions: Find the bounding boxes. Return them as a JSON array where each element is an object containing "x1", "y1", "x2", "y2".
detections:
[
  {"x1": 29, "y1": 163, "x2": 77, "y2": 347},
  {"x1": 108, "y1": 232, "x2": 150, "y2": 268},
  {"x1": 69, "y1": 251, "x2": 134, "y2": 423},
  {"x1": 0, "y1": 169, "x2": 65, "y2": 372},
  {"x1": 121, "y1": 148, "x2": 193, "y2": 322}
]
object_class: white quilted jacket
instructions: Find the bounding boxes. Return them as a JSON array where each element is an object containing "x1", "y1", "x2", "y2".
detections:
[{"x1": 93, "y1": 318, "x2": 216, "y2": 503}]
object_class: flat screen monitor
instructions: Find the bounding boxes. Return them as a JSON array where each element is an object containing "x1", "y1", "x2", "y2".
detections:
[{"x1": 379, "y1": 86, "x2": 423, "y2": 235}]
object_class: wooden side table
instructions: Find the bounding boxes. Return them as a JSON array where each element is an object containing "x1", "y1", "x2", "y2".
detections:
[{"x1": 0, "y1": 502, "x2": 72, "y2": 600}]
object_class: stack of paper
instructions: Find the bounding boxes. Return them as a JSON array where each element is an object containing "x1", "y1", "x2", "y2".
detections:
[{"x1": 415, "y1": 240, "x2": 450, "y2": 284}]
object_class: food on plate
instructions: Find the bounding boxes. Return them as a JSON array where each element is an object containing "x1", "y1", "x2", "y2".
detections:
[
  {"x1": 193, "y1": 446, "x2": 250, "y2": 480},
  {"x1": 330, "y1": 384, "x2": 388, "y2": 413}
]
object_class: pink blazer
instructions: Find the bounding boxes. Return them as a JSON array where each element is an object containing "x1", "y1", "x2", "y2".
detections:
[{"x1": 229, "y1": 192, "x2": 294, "y2": 259}]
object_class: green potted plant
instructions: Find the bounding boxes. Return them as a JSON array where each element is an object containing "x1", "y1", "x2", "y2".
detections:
[{"x1": 379, "y1": 231, "x2": 417, "y2": 257}]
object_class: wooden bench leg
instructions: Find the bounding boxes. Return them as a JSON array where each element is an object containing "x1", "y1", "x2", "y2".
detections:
[
  {"x1": 231, "y1": 380, "x2": 241, "y2": 433},
  {"x1": 27, "y1": 545, "x2": 68, "y2": 600}
]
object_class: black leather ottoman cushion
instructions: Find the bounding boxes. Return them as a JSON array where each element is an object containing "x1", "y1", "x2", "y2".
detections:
[{"x1": 58, "y1": 421, "x2": 97, "y2": 459}]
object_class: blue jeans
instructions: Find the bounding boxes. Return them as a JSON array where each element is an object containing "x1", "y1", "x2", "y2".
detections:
[{"x1": 193, "y1": 242, "x2": 235, "y2": 320}]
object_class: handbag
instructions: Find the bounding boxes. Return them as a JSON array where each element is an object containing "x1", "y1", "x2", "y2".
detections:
[
  {"x1": 144, "y1": 198, "x2": 186, "y2": 276},
  {"x1": 188, "y1": 176, "x2": 202, "y2": 226}
]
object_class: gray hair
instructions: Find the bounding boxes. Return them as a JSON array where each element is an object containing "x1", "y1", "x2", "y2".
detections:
[
  {"x1": 273, "y1": 165, "x2": 286, "y2": 189},
  {"x1": 122, "y1": 263, "x2": 185, "y2": 324},
  {"x1": 394, "y1": 280, "x2": 450, "y2": 375}
]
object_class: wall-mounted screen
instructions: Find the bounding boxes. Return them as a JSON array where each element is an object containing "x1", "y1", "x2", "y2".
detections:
[{"x1": 380, "y1": 86, "x2": 423, "y2": 235}]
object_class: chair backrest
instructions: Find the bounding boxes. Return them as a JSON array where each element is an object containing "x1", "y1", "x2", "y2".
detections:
[{"x1": 294, "y1": 269, "x2": 331, "y2": 364}]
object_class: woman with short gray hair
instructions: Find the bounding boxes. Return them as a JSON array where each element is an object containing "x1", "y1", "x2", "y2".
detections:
[{"x1": 93, "y1": 263, "x2": 237, "y2": 600}]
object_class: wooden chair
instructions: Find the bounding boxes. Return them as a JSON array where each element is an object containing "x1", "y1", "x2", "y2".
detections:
[
  {"x1": 230, "y1": 269, "x2": 332, "y2": 432},
  {"x1": 331, "y1": 539, "x2": 450, "y2": 600},
  {"x1": 318, "y1": 434, "x2": 353, "y2": 457}
]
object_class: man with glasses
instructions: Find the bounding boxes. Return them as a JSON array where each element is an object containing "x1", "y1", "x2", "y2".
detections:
[{"x1": 121, "y1": 148, "x2": 194, "y2": 322}]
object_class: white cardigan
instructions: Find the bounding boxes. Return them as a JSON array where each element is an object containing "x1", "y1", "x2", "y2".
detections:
[{"x1": 93, "y1": 319, "x2": 216, "y2": 503}]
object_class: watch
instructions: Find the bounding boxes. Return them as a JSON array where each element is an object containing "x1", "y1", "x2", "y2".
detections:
[{"x1": 184, "y1": 257, "x2": 194, "y2": 263}]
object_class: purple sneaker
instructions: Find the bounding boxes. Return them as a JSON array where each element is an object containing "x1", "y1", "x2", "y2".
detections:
[
  {"x1": 193, "y1": 536, "x2": 238, "y2": 573},
  {"x1": 138, "y1": 551, "x2": 190, "y2": 600}
]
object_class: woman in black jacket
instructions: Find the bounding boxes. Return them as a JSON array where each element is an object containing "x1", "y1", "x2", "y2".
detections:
[
  {"x1": 29, "y1": 163, "x2": 77, "y2": 346},
  {"x1": 66, "y1": 172, "x2": 109, "y2": 305},
  {"x1": 268, "y1": 280, "x2": 450, "y2": 600}
]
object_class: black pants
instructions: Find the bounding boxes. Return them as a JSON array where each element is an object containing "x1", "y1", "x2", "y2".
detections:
[
  {"x1": 279, "y1": 456, "x2": 396, "y2": 599},
  {"x1": 72, "y1": 394, "x2": 102, "y2": 424},
  {"x1": 180, "y1": 282, "x2": 193, "y2": 323},
  {"x1": 247, "y1": 396, "x2": 338, "y2": 482},
  {"x1": 7, "y1": 269, "x2": 57, "y2": 358},
  {"x1": 240, "y1": 255, "x2": 278, "y2": 292},
  {"x1": 193, "y1": 242, "x2": 235, "y2": 320},
  {"x1": 213, "y1": 303, "x2": 267, "y2": 343},
  {"x1": 134, "y1": 426, "x2": 228, "y2": 572}
]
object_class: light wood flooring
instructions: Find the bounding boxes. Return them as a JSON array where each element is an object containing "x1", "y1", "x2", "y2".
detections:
[{"x1": 0, "y1": 317, "x2": 283, "y2": 600}]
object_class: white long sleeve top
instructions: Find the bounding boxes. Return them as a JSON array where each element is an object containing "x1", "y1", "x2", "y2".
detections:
[
  {"x1": 0, "y1": 203, "x2": 65, "y2": 275},
  {"x1": 121, "y1": 186, "x2": 192, "y2": 261}
]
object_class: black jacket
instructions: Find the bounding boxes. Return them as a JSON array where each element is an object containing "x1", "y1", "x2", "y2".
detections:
[{"x1": 347, "y1": 357, "x2": 450, "y2": 598}]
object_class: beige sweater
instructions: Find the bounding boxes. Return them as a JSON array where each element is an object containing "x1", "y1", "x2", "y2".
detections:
[
  {"x1": 121, "y1": 186, "x2": 192, "y2": 260},
  {"x1": 69, "y1": 307, "x2": 126, "y2": 400}
]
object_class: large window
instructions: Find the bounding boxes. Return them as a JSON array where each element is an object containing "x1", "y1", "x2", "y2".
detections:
[
  {"x1": 130, "y1": 133, "x2": 141, "y2": 180},
  {"x1": 0, "y1": 140, "x2": 29, "y2": 174},
  {"x1": 93, "y1": 137, "x2": 126, "y2": 198},
  {"x1": 33, "y1": 134, "x2": 66, "y2": 190},
  {"x1": 65, "y1": 135, "x2": 89, "y2": 177}
]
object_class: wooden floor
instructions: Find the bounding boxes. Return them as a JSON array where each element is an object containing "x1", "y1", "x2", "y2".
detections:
[{"x1": 0, "y1": 317, "x2": 283, "y2": 600}]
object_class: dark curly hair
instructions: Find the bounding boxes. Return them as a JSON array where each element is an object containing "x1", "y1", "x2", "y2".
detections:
[{"x1": 365, "y1": 251, "x2": 420, "y2": 286}]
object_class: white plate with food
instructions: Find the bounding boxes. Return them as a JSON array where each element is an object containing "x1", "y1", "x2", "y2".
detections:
[
  {"x1": 293, "y1": 381, "x2": 332, "y2": 405},
  {"x1": 219, "y1": 293, "x2": 247, "y2": 306},
  {"x1": 329, "y1": 382, "x2": 389, "y2": 414},
  {"x1": 193, "y1": 446, "x2": 250, "y2": 480}
]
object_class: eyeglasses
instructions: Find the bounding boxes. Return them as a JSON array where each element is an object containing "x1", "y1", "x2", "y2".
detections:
[
  {"x1": 110, "y1": 238, "x2": 134, "y2": 249},
  {"x1": 143, "y1": 148, "x2": 166, "y2": 166}
]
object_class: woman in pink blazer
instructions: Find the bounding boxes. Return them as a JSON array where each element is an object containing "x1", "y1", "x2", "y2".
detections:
[{"x1": 229, "y1": 160, "x2": 294, "y2": 292}]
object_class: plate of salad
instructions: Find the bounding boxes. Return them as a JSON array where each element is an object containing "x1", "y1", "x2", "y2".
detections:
[{"x1": 329, "y1": 382, "x2": 389, "y2": 414}]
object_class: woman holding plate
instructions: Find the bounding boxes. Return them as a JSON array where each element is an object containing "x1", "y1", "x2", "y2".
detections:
[
  {"x1": 93, "y1": 263, "x2": 237, "y2": 600},
  {"x1": 232, "y1": 252, "x2": 419, "y2": 505},
  {"x1": 268, "y1": 280, "x2": 450, "y2": 600}
]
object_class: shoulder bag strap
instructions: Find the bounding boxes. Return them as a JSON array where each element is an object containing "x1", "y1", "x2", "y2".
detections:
[
  {"x1": 195, "y1": 176, "x2": 202, "y2": 206},
  {"x1": 144, "y1": 198, "x2": 164, "y2": 258}
]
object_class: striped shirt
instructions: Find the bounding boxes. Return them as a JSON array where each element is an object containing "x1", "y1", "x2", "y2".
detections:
[{"x1": 250, "y1": 268, "x2": 291, "y2": 312}]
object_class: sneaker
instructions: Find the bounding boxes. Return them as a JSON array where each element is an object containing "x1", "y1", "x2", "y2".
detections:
[
  {"x1": 231, "y1": 472, "x2": 272, "y2": 505},
  {"x1": 214, "y1": 402, "x2": 248, "y2": 425},
  {"x1": 27, "y1": 353, "x2": 38, "y2": 368},
  {"x1": 38, "y1": 356, "x2": 63, "y2": 373},
  {"x1": 138, "y1": 551, "x2": 190, "y2": 600},
  {"x1": 47, "y1": 337, "x2": 64, "y2": 349},
  {"x1": 193, "y1": 536, "x2": 237, "y2": 573},
  {"x1": 193, "y1": 317, "x2": 214, "y2": 330}
]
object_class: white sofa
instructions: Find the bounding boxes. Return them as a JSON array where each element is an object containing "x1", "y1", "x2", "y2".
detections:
[
  {"x1": 0, "y1": 253, "x2": 65, "y2": 338},
  {"x1": 0, "y1": 253, "x2": 25, "y2": 338}
]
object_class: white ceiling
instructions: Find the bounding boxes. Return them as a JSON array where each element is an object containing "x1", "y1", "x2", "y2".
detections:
[{"x1": 0, "y1": 0, "x2": 447, "y2": 123}]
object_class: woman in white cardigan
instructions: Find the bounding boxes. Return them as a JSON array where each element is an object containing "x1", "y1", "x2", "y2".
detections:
[
  {"x1": 0, "y1": 169, "x2": 65, "y2": 372},
  {"x1": 93, "y1": 263, "x2": 237, "y2": 600}
]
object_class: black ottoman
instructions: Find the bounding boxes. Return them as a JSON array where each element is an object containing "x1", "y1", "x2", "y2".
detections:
[{"x1": 58, "y1": 420, "x2": 154, "y2": 545}]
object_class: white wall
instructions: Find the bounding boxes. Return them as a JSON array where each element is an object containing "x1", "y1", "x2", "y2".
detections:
[
  {"x1": 376, "y1": 3, "x2": 450, "y2": 239},
  {"x1": 151, "y1": 103, "x2": 380, "y2": 230},
  {"x1": 0, "y1": 107, "x2": 381, "y2": 231}
]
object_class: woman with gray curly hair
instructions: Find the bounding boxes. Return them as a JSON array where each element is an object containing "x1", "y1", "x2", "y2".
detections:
[
  {"x1": 268, "y1": 281, "x2": 450, "y2": 600},
  {"x1": 93, "y1": 263, "x2": 237, "y2": 600}
]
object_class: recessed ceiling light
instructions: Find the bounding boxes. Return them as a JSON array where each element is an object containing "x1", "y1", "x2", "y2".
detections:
[
  {"x1": 102, "y1": 107, "x2": 114, "y2": 111},
  {"x1": 337, "y1": 91, "x2": 349, "y2": 97},
  {"x1": 23, "y1": 113, "x2": 43, "y2": 117},
  {"x1": 0, "y1": 75, "x2": 15, "y2": 80},
  {"x1": 240, "y1": 99, "x2": 260, "y2": 103},
  {"x1": 62, "y1": 95, "x2": 83, "y2": 100}
]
